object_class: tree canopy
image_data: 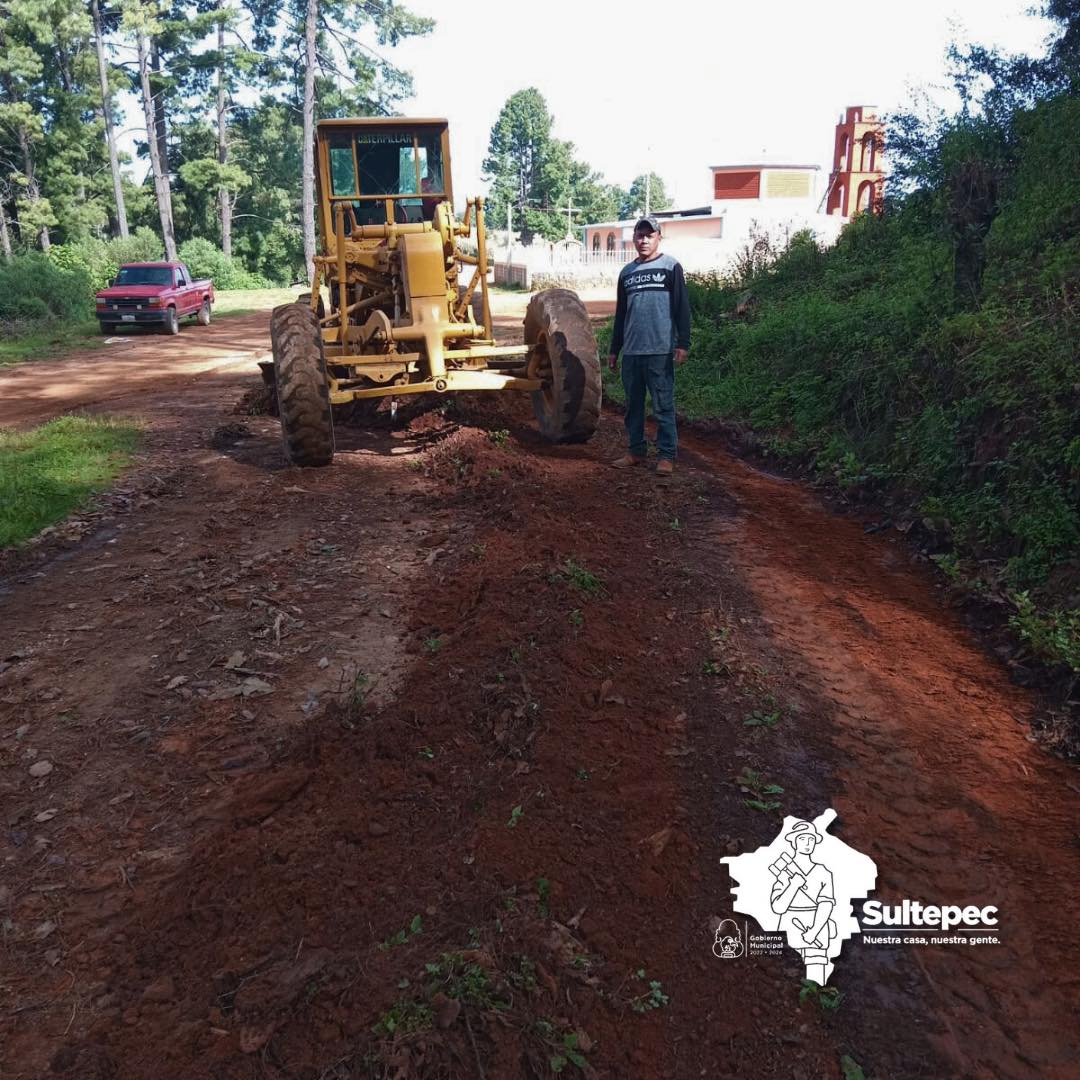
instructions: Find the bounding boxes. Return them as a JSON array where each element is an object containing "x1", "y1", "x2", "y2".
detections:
[
  {"x1": 0, "y1": 0, "x2": 431, "y2": 281},
  {"x1": 482, "y1": 87, "x2": 657, "y2": 242}
]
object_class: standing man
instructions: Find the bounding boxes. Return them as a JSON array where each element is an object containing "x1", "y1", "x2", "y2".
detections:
[{"x1": 607, "y1": 215, "x2": 691, "y2": 476}]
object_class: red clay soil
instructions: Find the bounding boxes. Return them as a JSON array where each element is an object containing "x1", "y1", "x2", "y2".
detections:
[
  {"x1": 0, "y1": 300, "x2": 1078, "y2": 1079},
  {"x1": 0, "y1": 313, "x2": 273, "y2": 429}
]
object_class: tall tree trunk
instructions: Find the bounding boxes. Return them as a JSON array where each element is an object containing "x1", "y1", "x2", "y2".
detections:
[
  {"x1": 16, "y1": 127, "x2": 49, "y2": 251},
  {"x1": 301, "y1": 0, "x2": 318, "y2": 282},
  {"x1": 150, "y1": 40, "x2": 169, "y2": 180},
  {"x1": 137, "y1": 31, "x2": 177, "y2": 261},
  {"x1": 217, "y1": 2, "x2": 231, "y2": 257},
  {"x1": 0, "y1": 204, "x2": 11, "y2": 260},
  {"x1": 92, "y1": 0, "x2": 129, "y2": 239}
]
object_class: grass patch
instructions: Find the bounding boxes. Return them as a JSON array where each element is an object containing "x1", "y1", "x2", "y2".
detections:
[
  {"x1": 0, "y1": 416, "x2": 141, "y2": 547},
  {"x1": 0, "y1": 319, "x2": 103, "y2": 368},
  {"x1": 213, "y1": 285, "x2": 304, "y2": 317}
]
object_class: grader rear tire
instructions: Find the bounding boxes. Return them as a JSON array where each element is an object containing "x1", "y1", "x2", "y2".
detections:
[
  {"x1": 524, "y1": 288, "x2": 601, "y2": 443},
  {"x1": 270, "y1": 302, "x2": 334, "y2": 467}
]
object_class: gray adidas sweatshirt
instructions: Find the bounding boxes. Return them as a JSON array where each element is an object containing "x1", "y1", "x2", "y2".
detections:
[{"x1": 610, "y1": 252, "x2": 692, "y2": 357}]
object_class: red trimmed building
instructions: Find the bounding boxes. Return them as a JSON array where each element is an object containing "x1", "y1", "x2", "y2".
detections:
[
  {"x1": 578, "y1": 105, "x2": 885, "y2": 268},
  {"x1": 824, "y1": 106, "x2": 884, "y2": 216}
]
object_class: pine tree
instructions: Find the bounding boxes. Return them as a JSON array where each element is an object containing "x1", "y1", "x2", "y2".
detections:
[{"x1": 91, "y1": 0, "x2": 129, "y2": 238}]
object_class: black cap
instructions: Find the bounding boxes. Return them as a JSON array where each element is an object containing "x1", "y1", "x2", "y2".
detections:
[{"x1": 634, "y1": 214, "x2": 661, "y2": 234}]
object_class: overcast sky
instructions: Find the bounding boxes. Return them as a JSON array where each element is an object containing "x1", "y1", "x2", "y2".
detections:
[{"x1": 388, "y1": 0, "x2": 1054, "y2": 208}]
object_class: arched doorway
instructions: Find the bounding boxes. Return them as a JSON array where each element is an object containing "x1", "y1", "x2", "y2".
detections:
[
  {"x1": 606, "y1": 232, "x2": 616, "y2": 252},
  {"x1": 856, "y1": 180, "x2": 873, "y2": 213},
  {"x1": 592, "y1": 233, "x2": 600, "y2": 252}
]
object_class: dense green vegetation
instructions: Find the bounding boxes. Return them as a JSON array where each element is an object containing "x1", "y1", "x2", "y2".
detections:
[
  {"x1": 653, "y1": 14, "x2": 1080, "y2": 673},
  {"x1": 0, "y1": 416, "x2": 141, "y2": 546},
  {"x1": 0, "y1": 0, "x2": 432, "y2": 328}
]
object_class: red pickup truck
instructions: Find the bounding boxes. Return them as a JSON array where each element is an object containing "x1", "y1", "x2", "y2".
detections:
[{"x1": 95, "y1": 262, "x2": 214, "y2": 335}]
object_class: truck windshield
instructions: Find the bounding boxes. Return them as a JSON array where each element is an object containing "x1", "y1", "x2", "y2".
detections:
[{"x1": 114, "y1": 267, "x2": 173, "y2": 286}]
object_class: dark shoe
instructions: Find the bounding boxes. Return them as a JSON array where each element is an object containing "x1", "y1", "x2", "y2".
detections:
[
  {"x1": 611, "y1": 455, "x2": 645, "y2": 469},
  {"x1": 655, "y1": 459, "x2": 674, "y2": 476}
]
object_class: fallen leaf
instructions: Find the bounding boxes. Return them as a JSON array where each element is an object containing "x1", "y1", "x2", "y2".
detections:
[
  {"x1": 165, "y1": 675, "x2": 188, "y2": 691},
  {"x1": 433, "y1": 992, "x2": 461, "y2": 1029},
  {"x1": 28, "y1": 761, "x2": 54, "y2": 778},
  {"x1": 34, "y1": 809, "x2": 59, "y2": 823},
  {"x1": 240, "y1": 677, "x2": 273, "y2": 697},
  {"x1": 32, "y1": 920, "x2": 56, "y2": 940},
  {"x1": 224, "y1": 651, "x2": 247, "y2": 671},
  {"x1": 642, "y1": 827, "x2": 674, "y2": 857}
]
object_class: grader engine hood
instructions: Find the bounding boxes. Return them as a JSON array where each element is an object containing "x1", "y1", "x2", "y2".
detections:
[
  {"x1": 399, "y1": 231, "x2": 449, "y2": 309},
  {"x1": 398, "y1": 230, "x2": 454, "y2": 383}
]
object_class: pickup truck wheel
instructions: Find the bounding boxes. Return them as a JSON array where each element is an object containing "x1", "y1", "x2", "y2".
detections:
[
  {"x1": 163, "y1": 306, "x2": 180, "y2": 335},
  {"x1": 271, "y1": 302, "x2": 334, "y2": 467},
  {"x1": 98, "y1": 321, "x2": 114, "y2": 335},
  {"x1": 197, "y1": 299, "x2": 212, "y2": 326}
]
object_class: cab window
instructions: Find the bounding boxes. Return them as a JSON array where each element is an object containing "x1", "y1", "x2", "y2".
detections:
[
  {"x1": 356, "y1": 130, "x2": 418, "y2": 196},
  {"x1": 329, "y1": 140, "x2": 357, "y2": 196}
]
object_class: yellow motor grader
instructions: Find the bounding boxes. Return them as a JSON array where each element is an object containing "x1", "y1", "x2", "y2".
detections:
[{"x1": 268, "y1": 117, "x2": 601, "y2": 466}]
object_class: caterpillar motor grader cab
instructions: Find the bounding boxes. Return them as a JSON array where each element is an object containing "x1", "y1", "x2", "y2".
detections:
[{"x1": 268, "y1": 117, "x2": 602, "y2": 466}]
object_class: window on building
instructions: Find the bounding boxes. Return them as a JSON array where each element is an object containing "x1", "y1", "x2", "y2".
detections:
[
  {"x1": 839, "y1": 134, "x2": 850, "y2": 171},
  {"x1": 592, "y1": 233, "x2": 600, "y2": 252},
  {"x1": 856, "y1": 180, "x2": 873, "y2": 213},
  {"x1": 606, "y1": 232, "x2": 615, "y2": 252},
  {"x1": 860, "y1": 134, "x2": 873, "y2": 171}
]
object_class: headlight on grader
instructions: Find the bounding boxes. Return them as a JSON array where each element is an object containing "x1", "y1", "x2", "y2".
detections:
[{"x1": 267, "y1": 117, "x2": 601, "y2": 468}]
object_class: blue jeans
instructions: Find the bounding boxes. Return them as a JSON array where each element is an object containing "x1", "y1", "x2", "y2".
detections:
[{"x1": 622, "y1": 352, "x2": 677, "y2": 461}]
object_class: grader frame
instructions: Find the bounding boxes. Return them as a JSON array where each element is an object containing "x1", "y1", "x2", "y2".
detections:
[{"x1": 269, "y1": 117, "x2": 601, "y2": 467}]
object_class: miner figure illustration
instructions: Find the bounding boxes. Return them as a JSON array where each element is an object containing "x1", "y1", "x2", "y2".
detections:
[{"x1": 769, "y1": 821, "x2": 838, "y2": 985}]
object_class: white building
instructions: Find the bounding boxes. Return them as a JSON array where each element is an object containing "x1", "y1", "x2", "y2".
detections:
[{"x1": 583, "y1": 161, "x2": 845, "y2": 273}]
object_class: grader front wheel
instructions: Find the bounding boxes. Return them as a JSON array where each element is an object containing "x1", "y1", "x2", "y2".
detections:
[
  {"x1": 270, "y1": 302, "x2": 335, "y2": 467},
  {"x1": 524, "y1": 289, "x2": 601, "y2": 444}
]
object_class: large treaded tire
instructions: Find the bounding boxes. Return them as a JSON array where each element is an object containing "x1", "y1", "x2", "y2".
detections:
[
  {"x1": 270, "y1": 302, "x2": 334, "y2": 467},
  {"x1": 524, "y1": 288, "x2": 601, "y2": 443}
]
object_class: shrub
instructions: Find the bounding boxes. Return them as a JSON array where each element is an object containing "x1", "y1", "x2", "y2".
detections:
[
  {"x1": 178, "y1": 238, "x2": 271, "y2": 290},
  {"x1": 48, "y1": 228, "x2": 163, "y2": 293},
  {"x1": 0, "y1": 253, "x2": 94, "y2": 327}
]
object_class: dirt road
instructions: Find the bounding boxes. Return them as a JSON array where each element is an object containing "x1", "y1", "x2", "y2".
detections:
[{"x1": 1, "y1": 299, "x2": 1077, "y2": 1079}]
